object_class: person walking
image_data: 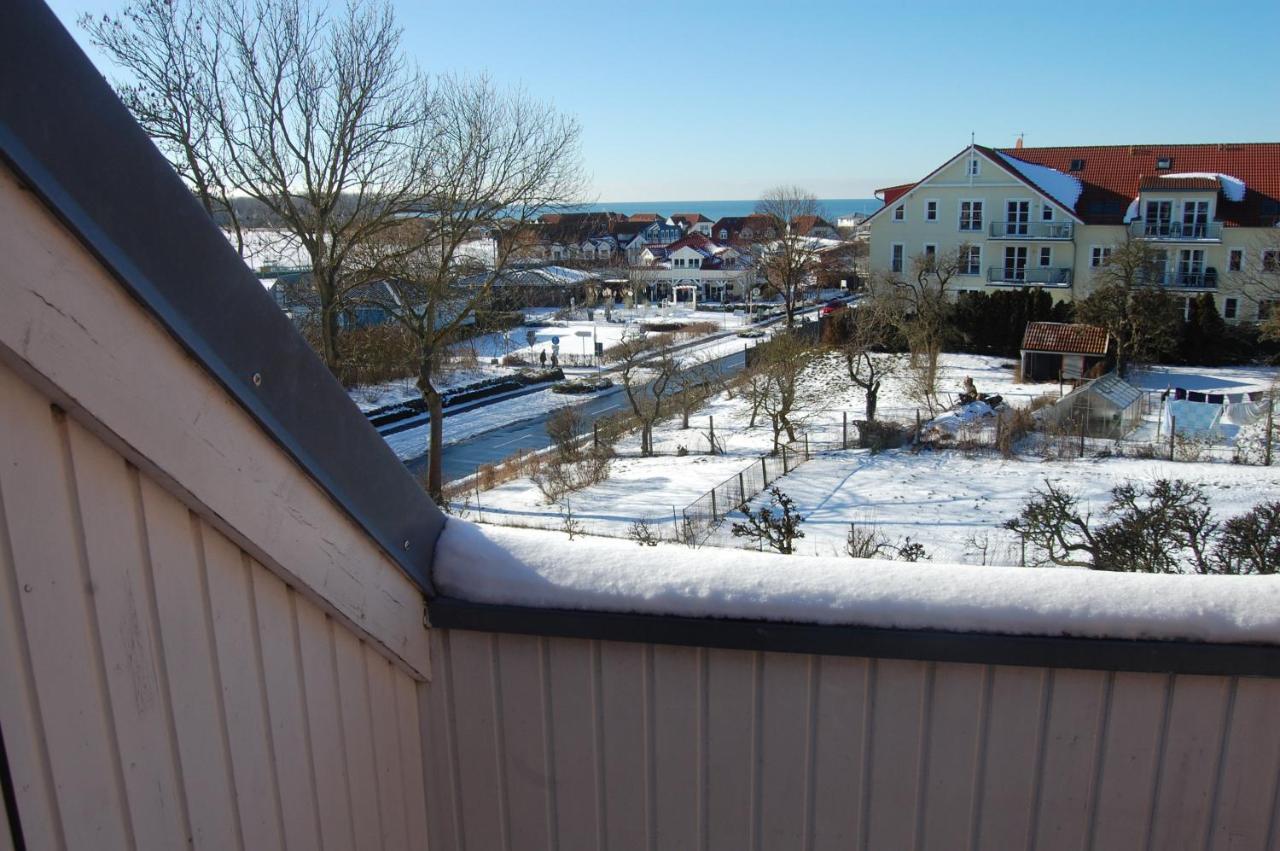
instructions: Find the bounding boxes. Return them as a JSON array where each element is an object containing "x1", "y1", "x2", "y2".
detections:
[{"x1": 539, "y1": 349, "x2": 547, "y2": 368}]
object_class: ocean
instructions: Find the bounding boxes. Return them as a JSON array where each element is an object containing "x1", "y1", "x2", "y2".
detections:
[{"x1": 569, "y1": 198, "x2": 882, "y2": 221}]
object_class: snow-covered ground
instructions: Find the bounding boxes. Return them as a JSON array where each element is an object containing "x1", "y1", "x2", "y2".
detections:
[{"x1": 470, "y1": 350, "x2": 1280, "y2": 566}]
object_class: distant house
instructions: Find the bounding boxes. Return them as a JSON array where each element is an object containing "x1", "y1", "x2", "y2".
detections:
[
  {"x1": 628, "y1": 212, "x2": 662, "y2": 222},
  {"x1": 711, "y1": 214, "x2": 778, "y2": 244},
  {"x1": 791, "y1": 215, "x2": 839, "y2": 239},
  {"x1": 633, "y1": 233, "x2": 754, "y2": 302},
  {"x1": 1020, "y1": 321, "x2": 1111, "y2": 382},
  {"x1": 671, "y1": 212, "x2": 713, "y2": 236},
  {"x1": 461, "y1": 264, "x2": 601, "y2": 308}
]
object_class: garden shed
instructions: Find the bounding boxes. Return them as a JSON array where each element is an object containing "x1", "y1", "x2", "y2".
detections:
[
  {"x1": 1040, "y1": 373, "x2": 1145, "y2": 439},
  {"x1": 1020, "y1": 321, "x2": 1111, "y2": 382}
]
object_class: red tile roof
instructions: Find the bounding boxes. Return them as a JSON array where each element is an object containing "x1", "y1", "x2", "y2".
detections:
[
  {"x1": 1021, "y1": 322, "x2": 1110, "y2": 356},
  {"x1": 1138, "y1": 176, "x2": 1220, "y2": 191},
  {"x1": 995, "y1": 143, "x2": 1280, "y2": 226},
  {"x1": 628, "y1": 213, "x2": 661, "y2": 222},
  {"x1": 878, "y1": 183, "x2": 914, "y2": 206},
  {"x1": 790, "y1": 215, "x2": 836, "y2": 235}
]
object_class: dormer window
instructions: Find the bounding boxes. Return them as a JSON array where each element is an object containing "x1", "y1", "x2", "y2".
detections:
[
  {"x1": 893, "y1": 204, "x2": 905, "y2": 221},
  {"x1": 1156, "y1": 157, "x2": 1173, "y2": 170},
  {"x1": 1069, "y1": 158, "x2": 1085, "y2": 172},
  {"x1": 968, "y1": 158, "x2": 980, "y2": 176}
]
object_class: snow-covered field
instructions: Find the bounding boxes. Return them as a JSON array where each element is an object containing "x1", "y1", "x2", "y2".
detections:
[{"x1": 469, "y1": 350, "x2": 1280, "y2": 566}]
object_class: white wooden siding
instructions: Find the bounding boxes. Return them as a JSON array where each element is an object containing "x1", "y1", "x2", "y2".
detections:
[
  {"x1": 0, "y1": 354, "x2": 430, "y2": 851},
  {"x1": 426, "y1": 630, "x2": 1280, "y2": 851}
]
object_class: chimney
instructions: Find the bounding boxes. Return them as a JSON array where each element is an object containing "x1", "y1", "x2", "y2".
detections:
[{"x1": 1015, "y1": 134, "x2": 1024, "y2": 149}]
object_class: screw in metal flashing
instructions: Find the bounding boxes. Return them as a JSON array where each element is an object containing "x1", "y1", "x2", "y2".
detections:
[
  {"x1": 404, "y1": 540, "x2": 411, "y2": 550},
  {"x1": 252, "y1": 372, "x2": 263, "y2": 386}
]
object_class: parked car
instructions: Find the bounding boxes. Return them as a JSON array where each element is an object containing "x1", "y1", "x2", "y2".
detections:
[
  {"x1": 736, "y1": 328, "x2": 766, "y2": 339},
  {"x1": 819, "y1": 298, "x2": 847, "y2": 317}
]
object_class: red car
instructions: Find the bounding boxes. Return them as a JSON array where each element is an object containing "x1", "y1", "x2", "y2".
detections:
[{"x1": 819, "y1": 299, "x2": 847, "y2": 316}]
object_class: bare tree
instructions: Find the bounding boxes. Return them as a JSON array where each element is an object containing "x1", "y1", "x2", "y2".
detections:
[
  {"x1": 615, "y1": 335, "x2": 680, "y2": 456},
  {"x1": 1076, "y1": 237, "x2": 1182, "y2": 375},
  {"x1": 357, "y1": 76, "x2": 584, "y2": 498},
  {"x1": 755, "y1": 332, "x2": 821, "y2": 453},
  {"x1": 754, "y1": 186, "x2": 826, "y2": 327},
  {"x1": 871, "y1": 247, "x2": 964, "y2": 414},
  {"x1": 81, "y1": 0, "x2": 244, "y2": 251},
  {"x1": 840, "y1": 300, "x2": 901, "y2": 422},
  {"x1": 86, "y1": 0, "x2": 435, "y2": 371}
]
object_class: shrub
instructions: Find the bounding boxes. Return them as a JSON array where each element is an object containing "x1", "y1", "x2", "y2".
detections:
[
  {"x1": 731, "y1": 486, "x2": 805, "y2": 554},
  {"x1": 858, "y1": 419, "x2": 908, "y2": 453},
  {"x1": 1212, "y1": 502, "x2": 1280, "y2": 574},
  {"x1": 846, "y1": 522, "x2": 891, "y2": 558},
  {"x1": 546, "y1": 406, "x2": 588, "y2": 460},
  {"x1": 628, "y1": 519, "x2": 661, "y2": 547}
]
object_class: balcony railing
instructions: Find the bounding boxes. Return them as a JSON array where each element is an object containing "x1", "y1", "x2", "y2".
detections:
[
  {"x1": 987, "y1": 266, "x2": 1073, "y2": 286},
  {"x1": 1140, "y1": 268, "x2": 1219, "y2": 289},
  {"x1": 988, "y1": 221, "x2": 1074, "y2": 239},
  {"x1": 1129, "y1": 220, "x2": 1223, "y2": 241}
]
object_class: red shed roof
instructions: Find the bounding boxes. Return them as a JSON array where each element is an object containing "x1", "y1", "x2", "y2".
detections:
[{"x1": 1021, "y1": 322, "x2": 1110, "y2": 356}]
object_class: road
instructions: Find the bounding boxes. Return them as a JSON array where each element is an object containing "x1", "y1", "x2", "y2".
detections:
[{"x1": 405, "y1": 346, "x2": 750, "y2": 481}]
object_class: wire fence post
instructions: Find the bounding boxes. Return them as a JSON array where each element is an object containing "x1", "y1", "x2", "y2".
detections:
[
  {"x1": 1266, "y1": 400, "x2": 1274, "y2": 467},
  {"x1": 710, "y1": 487, "x2": 718, "y2": 522},
  {"x1": 738, "y1": 471, "x2": 746, "y2": 508},
  {"x1": 709, "y1": 416, "x2": 716, "y2": 455},
  {"x1": 761, "y1": 456, "x2": 768, "y2": 485},
  {"x1": 804, "y1": 434, "x2": 810, "y2": 459},
  {"x1": 782, "y1": 444, "x2": 790, "y2": 473},
  {"x1": 914, "y1": 409, "x2": 921, "y2": 444},
  {"x1": 1170, "y1": 416, "x2": 1177, "y2": 460},
  {"x1": 843, "y1": 411, "x2": 848, "y2": 450},
  {"x1": 593, "y1": 421, "x2": 599, "y2": 450}
]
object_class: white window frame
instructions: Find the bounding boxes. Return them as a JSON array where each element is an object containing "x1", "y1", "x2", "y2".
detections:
[
  {"x1": 924, "y1": 199, "x2": 938, "y2": 222},
  {"x1": 1228, "y1": 247, "x2": 1244, "y2": 272},
  {"x1": 1042, "y1": 204, "x2": 1054, "y2": 222},
  {"x1": 1224, "y1": 297, "x2": 1238, "y2": 320},
  {"x1": 968, "y1": 157, "x2": 981, "y2": 177},
  {"x1": 959, "y1": 245, "x2": 981, "y2": 276},
  {"x1": 890, "y1": 242, "x2": 905, "y2": 274},
  {"x1": 893, "y1": 204, "x2": 906, "y2": 222},
  {"x1": 1090, "y1": 245, "x2": 1113, "y2": 268},
  {"x1": 958, "y1": 199, "x2": 984, "y2": 232},
  {"x1": 1004, "y1": 198, "x2": 1033, "y2": 237},
  {"x1": 923, "y1": 243, "x2": 937, "y2": 263},
  {"x1": 1263, "y1": 249, "x2": 1280, "y2": 272},
  {"x1": 1039, "y1": 246, "x2": 1052, "y2": 267}
]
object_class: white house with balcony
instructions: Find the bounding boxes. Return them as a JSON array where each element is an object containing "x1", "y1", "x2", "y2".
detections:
[
  {"x1": 633, "y1": 233, "x2": 755, "y2": 303},
  {"x1": 865, "y1": 142, "x2": 1280, "y2": 323}
]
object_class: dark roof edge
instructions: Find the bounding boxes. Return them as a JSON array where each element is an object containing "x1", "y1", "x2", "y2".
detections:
[
  {"x1": 1, "y1": 0, "x2": 441, "y2": 594},
  {"x1": 428, "y1": 597, "x2": 1280, "y2": 678}
]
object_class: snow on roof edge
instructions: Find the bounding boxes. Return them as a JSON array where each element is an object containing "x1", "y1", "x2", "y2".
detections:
[
  {"x1": 1161, "y1": 172, "x2": 1247, "y2": 202},
  {"x1": 436, "y1": 521, "x2": 1280, "y2": 647},
  {"x1": 996, "y1": 152, "x2": 1084, "y2": 211}
]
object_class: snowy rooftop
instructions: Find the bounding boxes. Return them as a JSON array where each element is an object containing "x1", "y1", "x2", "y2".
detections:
[
  {"x1": 996, "y1": 152, "x2": 1084, "y2": 212},
  {"x1": 437, "y1": 521, "x2": 1280, "y2": 646}
]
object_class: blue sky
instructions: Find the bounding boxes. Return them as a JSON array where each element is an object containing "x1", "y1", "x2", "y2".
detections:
[{"x1": 50, "y1": 0, "x2": 1280, "y2": 201}]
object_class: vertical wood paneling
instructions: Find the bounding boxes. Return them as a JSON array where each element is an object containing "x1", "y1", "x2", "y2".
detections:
[
  {"x1": 1208, "y1": 677, "x2": 1280, "y2": 851},
  {"x1": 546, "y1": 637, "x2": 601, "y2": 851},
  {"x1": 493, "y1": 633, "x2": 553, "y2": 851},
  {"x1": 652, "y1": 644, "x2": 701, "y2": 849},
  {"x1": 139, "y1": 477, "x2": 244, "y2": 850},
  {"x1": 1148, "y1": 675, "x2": 1233, "y2": 851},
  {"x1": 251, "y1": 568, "x2": 324, "y2": 851},
  {"x1": 395, "y1": 676, "x2": 431, "y2": 851},
  {"x1": 758, "y1": 652, "x2": 812, "y2": 849},
  {"x1": 919, "y1": 662, "x2": 985, "y2": 851},
  {"x1": 333, "y1": 622, "x2": 386, "y2": 851},
  {"x1": 444, "y1": 630, "x2": 507, "y2": 850},
  {"x1": 421, "y1": 630, "x2": 462, "y2": 851},
  {"x1": 365, "y1": 645, "x2": 410, "y2": 851},
  {"x1": 973, "y1": 665, "x2": 1046, "y2": 850},
  {"x1": 810, "y1": 656, "x2": 869, "y2": 851},
  {"x1": 865, "y1": 659, "x2": 928, "y2": 851},
  {"x1": 598, "y1": 640, "x2": 648, "y2": 851},
  {"x1": 203, "y1": 527, "x2": 286, "y2": 851},
  {"x1": 65, "y1": 423, "x2": 190, "y2": 850},
  {"x1": 0, "y1": 388, "x2": 133, "y2": 849},
  {"x1": 1033, "y1": 668, "x2": 1110, "y2": 851},
  {"x1": 705, "y1": 648, "x2": 756, "y2": 851},
  {"x1": 295, "y1": 603, "x2": 359, "y2": 851},
  {"x1": 1090, "y1": 672, "x2": 1168, "y2": 851}
]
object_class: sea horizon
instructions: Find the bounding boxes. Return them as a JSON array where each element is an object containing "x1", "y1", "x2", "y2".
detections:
[{"x1": 568, "y1": 197, "x2": 882, "y2": 221}]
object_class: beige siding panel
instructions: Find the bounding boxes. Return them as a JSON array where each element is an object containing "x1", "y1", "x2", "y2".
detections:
[
  {"x1": 597, "y1": 640, "x2": 649, "y2": 851},
  {"x1": 0, "y1": 802, "x2": 13, "y2": 851},
  {"x1": 1033, "y1": 668, "x2": 1110, "y2": 851},
  {"x1": 652, "y1": 644, "x2": 701, "y2": 849},
  {"x1": 251, "y1": 568, "x2": 325, "y2": 851},
  {"x1": 139, "y1": 477, "x2": 244, "y2": 850},
  {"x1": 757, "y1": 651, "x2": 813, "y2": 849},
  {"x1": 918, "y1": 662, "x2": 985, "y2": 851},
  {"x1": 396, "y1": 676, "x2": 432, "y2": 851},
  {"x1": 443, "y1": 630, "x2": 507, "y2": 850},
  {"x1": 973, "y1": 665, "x2": 1046, "y2": 850},
  {"x1": 545, "y1": 637, "x2": 602, "y2": 851},
  {"x1": 64, "y1": 422, "x2": 191, "y2": 850},
  {"x1": 1149, "y1": 675, "x2": 1234, "y2": 851},
  {"x1": 203, "y1": 527, "x2": 287, "y2": 850},
  {"x1": 810, "y1": 656, "x2": 869, "y2": 851},
  {"x1": 1208, "y1": 677, "x2": 1280, "y2": 851},
  {"x1": 0, "y1": 167, "x2": 427, "y2": 677},
  {"x1": 333, "y1": 623, "x2": 386, "y2": 851},
  {"x1": 1089, "y1": 672, "x2": 1169, "y2": 851},
  {"x1": 294, "y1": 602, "x2": 359, "y2": 851},
  {"x1": 0, "y1": 374, "x2": 133, "y2": 849},
  {"x1": 421, "y1": 631, "x2": 463, "y2": 851},
  {"x1": 365, "y1": 645, "x2": 410, "y2": 851},
  {"x1": 705, "y1": 648, "x2": 756, "y2": 851},
  {"x1": 864, "y1": 659, "x2": 928, "y2": 851}
]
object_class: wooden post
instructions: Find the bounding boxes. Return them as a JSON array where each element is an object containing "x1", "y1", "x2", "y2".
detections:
[
  {"x1": 995, "y1": 413, "x2": 1003, "y2": 452},
  {"x1": 593, "y1": 421, "x2": 599, "y2": 449},
  {"x1": 1170, "y1": 416, "x2": 1177, "y2": 460},
  {"x1": 739, "y1": 471, "x2": 746, "y2": 507},
  {"x1": 782, "y1": 444, "x2": 789, "y2": 473},
  {"x1": 804, "y1": 433, "x2": 810, "y2": 459},
  {"x1": 1078, "y1": 416, "x2": 1086, "y2": 457},
  {"x1": 761, "y1": 456, "x2": 768, "y2": 484},
  {"x1": 1266, "y1": 400, "x2": 1275, "y2": 467},
  {"x1": 843, "y1": 411, "x2": 848, "y2": 449},
  {"x1": 914, "y1": 409, "x2": 921, "y2": 444},
  {"x1": 710, "y1": 487, "x2": 718, "y2": 521},
  {"x1": 709, "y1": 416, "x2": 716, "y2": 454}
]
